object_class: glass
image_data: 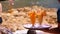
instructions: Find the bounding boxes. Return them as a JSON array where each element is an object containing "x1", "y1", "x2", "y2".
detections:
[
  {"x1": 37, "y1": 10, "x2": 46, "y2": 25},
  {"x1": 37, "y1": 11, "x2": 43, "y2": 25},
  {"x1": 28, "y1": 11, "x2": 36, "y2": 26}
]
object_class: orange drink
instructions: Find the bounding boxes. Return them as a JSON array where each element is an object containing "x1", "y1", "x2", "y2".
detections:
[
  {"x1": 37, "y1": 10, "x2": 46, "y2": 25},
  {"x1": 37, "y1": 11, "x2": 43, "y2": 25},
  {"x1": 28, "y1": 11, "x2": 36, "y2": 26}
]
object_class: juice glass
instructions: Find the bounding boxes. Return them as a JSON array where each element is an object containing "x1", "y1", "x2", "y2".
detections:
[
  {"x1": 37, "y1": 10, "x2": 46, "y2": 25},
  {"x1": 28, "y1": 11, "x2": 36, "y2": 26},
  {"x1": 37, "y1": 11, "x2": 43, "y2": 25}
]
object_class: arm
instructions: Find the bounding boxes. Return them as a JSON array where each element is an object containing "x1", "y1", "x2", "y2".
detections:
[{"x1": 0, "y1": 3, "x2": 2, "y2": 13}]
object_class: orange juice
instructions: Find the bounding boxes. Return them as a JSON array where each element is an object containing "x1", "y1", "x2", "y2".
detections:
[
  {"x1": 28, "y1": 11, "x2": 36, "y2": 26},
  {"x1": 37, "y1": 9, "x2": 46, "y2": 25},
  {"x1": 37, "y1": 11, "x2": 43, "y2": 25}
]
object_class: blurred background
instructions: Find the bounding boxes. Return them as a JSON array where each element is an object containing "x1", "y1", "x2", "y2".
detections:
[{"x1": 1, "y1": 0, "x2": 60, "y2": 11}]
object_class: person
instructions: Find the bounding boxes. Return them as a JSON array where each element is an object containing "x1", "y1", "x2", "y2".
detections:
[
  {"x1": 57, "y1": 8, "x2": 60, "y2": 29},
  {"x1": 0, "y1": 2, "x2": 2, "y2": 13},
  {"x1": 9, "y1": 0, "x2": 14, "y2": 10},
  {"x1": 0, "y1": 0, "x2": 13, "y2": 34},
  {"x1": 0, "y1": 0, "x2": 2, "y2": 24}
]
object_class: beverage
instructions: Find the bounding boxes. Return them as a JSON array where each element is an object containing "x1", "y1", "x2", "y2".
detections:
[
  {"x1": 28, "y1": 11, "x2": 36, "y2": 26},
  {"x1": 37, "y1": 11, "x2": 43, "y2": 25},
  {"x1": 37, "y1": 9, "x2": 46, "y2": 25}
]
